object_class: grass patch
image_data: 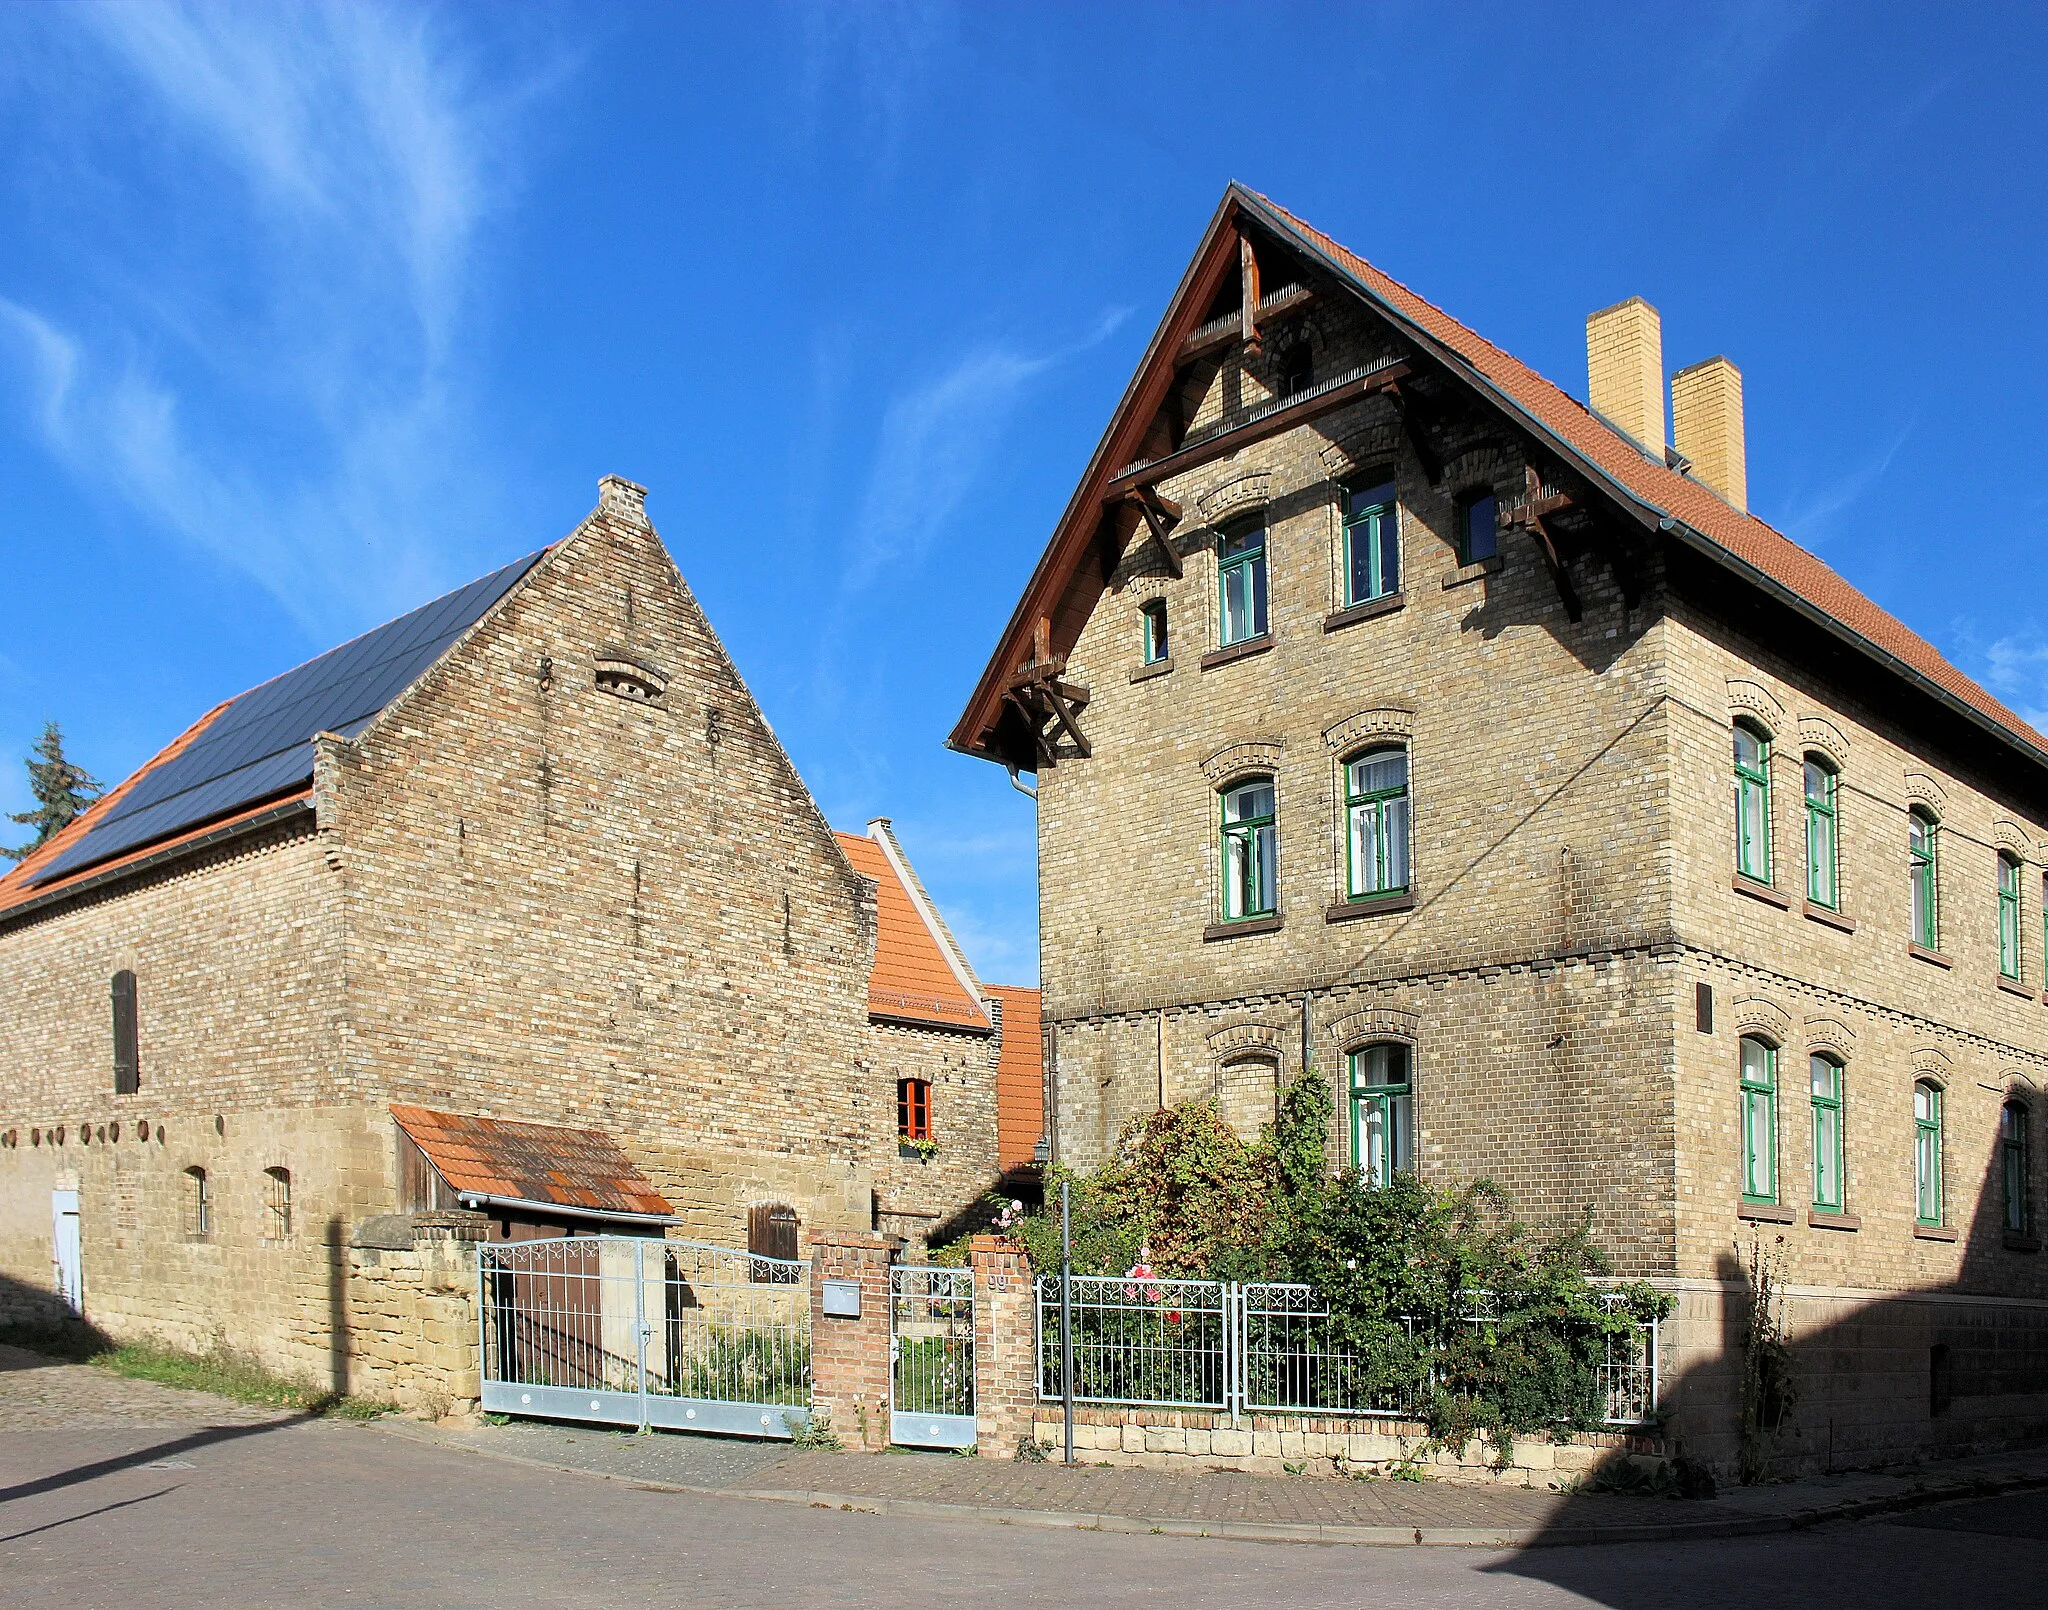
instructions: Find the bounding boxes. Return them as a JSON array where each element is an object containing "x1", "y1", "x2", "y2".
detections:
[
  {"x1": 2, "y1": 1324, "x2": 385, "y2": 1419},
  {"x1": 94, "y1": 1341, "x2": 387, "y2": 1419}
]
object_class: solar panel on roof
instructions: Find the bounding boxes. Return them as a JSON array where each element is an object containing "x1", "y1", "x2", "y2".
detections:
[{"x1": 32, "y1": 551, "x2": 547, "y2": 886}]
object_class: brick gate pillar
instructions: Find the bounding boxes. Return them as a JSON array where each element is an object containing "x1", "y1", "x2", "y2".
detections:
[
  {"x1": 808, "y1": 1230, "x2": 896, "y2": 1450},
  {"x1": 971, "y1": 1235, "x2": 1038, "y2": 1457}
]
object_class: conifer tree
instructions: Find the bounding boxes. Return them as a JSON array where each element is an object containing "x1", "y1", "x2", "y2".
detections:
[{"x1": 3, "y1": 721, "x2": 103, "y2": 861}]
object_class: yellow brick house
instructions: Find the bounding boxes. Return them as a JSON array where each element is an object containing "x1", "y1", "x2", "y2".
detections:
[{"x1": 950, "y1": 185, "x2": 2048, "y2": 1473}]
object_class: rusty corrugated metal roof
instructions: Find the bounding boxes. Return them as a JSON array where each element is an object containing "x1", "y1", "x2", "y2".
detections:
[{"x1": 391, "y1": 1104, "x2": 672, "y2": 1218}]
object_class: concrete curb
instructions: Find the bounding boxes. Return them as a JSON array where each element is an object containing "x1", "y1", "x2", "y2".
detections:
[{"x1": 369, "y1": 1420, "x2": 2048, "y2": 1549}]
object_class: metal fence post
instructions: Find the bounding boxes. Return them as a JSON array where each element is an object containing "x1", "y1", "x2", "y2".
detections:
[
  {"x1": 477, "y1": 1245, "x2": 491, "y2": 1407},
  {"x1": 1060, "y1": 1176, "x2": 1075, "y2": 1465},
  {"x1": 633, "y1": 1237, "x2": 650, "y2": 1433}
]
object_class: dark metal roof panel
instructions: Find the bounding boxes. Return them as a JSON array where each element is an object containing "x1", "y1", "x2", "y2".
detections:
[{"x1": 31, "y1": 550, "x2": 546, "y2": 885}]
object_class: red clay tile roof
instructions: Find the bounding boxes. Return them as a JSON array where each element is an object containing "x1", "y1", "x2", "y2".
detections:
[
  {"x1": 951, "y1": 184, "x2": 2047, "y2": 771},
  {"x1": 0, "y1": 702, "x2": 297, "y2": 920},
  {"x1": 987, "y1": 984, "x2": 1043, "y2": 1172},
  {"x1": 1246, "y1": 190, "x2": 2048, "y2": 760},
  {"x1": 836, "y1": 832, "x2": 991, "y2": 1033},
  {"x1": 391, "y1": 1104, "x2": 672, "y2": 1219}
]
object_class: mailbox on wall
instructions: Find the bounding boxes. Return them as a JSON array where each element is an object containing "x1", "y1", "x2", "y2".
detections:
[{"x1": 821, "y1": 1279, "x2": 861, "y2": 1318}]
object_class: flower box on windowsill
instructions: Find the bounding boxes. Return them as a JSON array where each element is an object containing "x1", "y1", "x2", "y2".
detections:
[
  {"x1": 1732, "y1": 873, "x2": 1791, "y2": 910},
  {"x1": 1326, "y1": 890, "x2": 1417, "y2": 923},
  {"x1": 1738, "y1": 1200, "x2": 1795, "y2": 1224},
  {"x1": 1200, "y1": 636, "x2": 1272, "y2": 672},
  {"x1": 1908, "y1": 942, "x2": 1953, "y2": 970},
  {"x1": 1129, "y1": 657, "x2": 1174, "y2": 684},
  {"x1": 1203, "y1": 914, "x2": 1282, "y2": 942},
  {"x1": 1913, "y1": 1223, "x2": 1959, "y2": 1242},
  {"x1": 1997, "y1": 975, "x2": 2034, "y2": 999},
  {"x1": 1323, "y1": 592, "x2": 1405, "y2": 634},
  {"x1": 899, "y1": 1139, "x2": 938, "y2": 1163},
  {"x1": 1803, "y1": 901, "x2": 1856, "y2": 933},
  {"x1": 1808, "y1": 1210, "x2": 1861, "y2": 1232}
]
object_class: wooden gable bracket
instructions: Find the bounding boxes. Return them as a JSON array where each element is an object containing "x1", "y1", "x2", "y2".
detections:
[
  {"x1": 1239, "y1": 232, "x2": 1263, "y2": 356},
  {"x1": 1389, "y1": 383, "x2": 1445, "y2": 486},
  {"x1": 1505, "y1": 462, "x2": 1583, "y2": 622},
  {"x1": 1123, "y1": 487, "x2": 1185, "y2": 579},
  {"x1": 1002, "y1": 616, "x2": 1092, "y2": 765}
]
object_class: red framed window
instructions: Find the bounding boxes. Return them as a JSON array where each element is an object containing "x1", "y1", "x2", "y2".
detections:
[{"x1": 897, "y1": 1078, "x2": 930, "y2": 1141}]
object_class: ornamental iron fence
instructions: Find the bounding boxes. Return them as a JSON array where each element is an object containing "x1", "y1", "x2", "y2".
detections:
[
  {"x1": 1037, "y1": 1276, "x2": 1657, "y2": 1426},
  {"x1": 890, "y1": 1265, "x2": 977, "y2": 1449}
]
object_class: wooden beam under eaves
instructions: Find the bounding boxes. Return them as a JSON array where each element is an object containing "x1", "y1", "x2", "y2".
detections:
[
  {"x1": 1123, "y1": 489, "x2": 1184, "y2": 579},
  {"x1": 1180, "y1": 284, "x2": 1312, "y2": 363},
  {"x1": 1511, "y1": 465, "x2": 1582, "y2": 622},
  {"x1": 1105, "y1": 362, "x2": 1411, "y2": 498}
]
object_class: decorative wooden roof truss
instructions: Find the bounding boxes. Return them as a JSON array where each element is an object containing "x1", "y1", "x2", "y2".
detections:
[{"x1": 951, "y1": 183, "x2": 2048, "y2": 780}]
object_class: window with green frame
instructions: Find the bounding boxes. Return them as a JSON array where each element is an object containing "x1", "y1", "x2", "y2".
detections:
[
  {"x1": 1455, "y1": 489, "x2": 1497, "y2": 565},
  {"x1": 1349, "y1": 1043, "x2": 1413, "y2": 1186},
  {"x1": 2002, "y1": 1100, "x2": 2031, "y2": 1236},
  {"x1": 1810, "y1": 1054, "x2": 1845, "y2": 1213},
  {"x1": 1140, "y1": 599, "x2": 1168, "y2": 665},
  {"x1": 1344, "y1": 746, "x2": 1409, "y2": 900},
  {"x1": 1219, "y1": 778, "x2": 1277, "y2": 921},
  {"x1": 1998, "y1": 853, "x2": 2023, "y2": 980},
  {"x1": 1914, "y1": 1080, "x2": 1944, "y2": 1225},
  {"x1": 1804, "y1": 757, "x2": 1839, "y2": 909},
  {"x1": 1217, "y1": 518, "x2": 1268, "y2": 647},
  {"x1": 1734, "y1": 722, "x2": 1772, "y2": 883},
  {"x1": 1739, "y1": 1036, "x2": 1777, "y2": 1203},
  {"x1": 1909, "y1": 808, "x2": 1939, "y2": 948},
  {"x1": 1341, "y1": 474, "x2": 1399, "y2": 606}
]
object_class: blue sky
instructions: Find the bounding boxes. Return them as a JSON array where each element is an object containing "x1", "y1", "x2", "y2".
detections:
[{"x1": 2, "y1": 2, "x2": 2045, "y2": 986}]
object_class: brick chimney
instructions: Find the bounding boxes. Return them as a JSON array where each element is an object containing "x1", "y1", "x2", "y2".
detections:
[
  {"x1": 1586, "y1": 297, "x2": 1666, "y2": 454},
  {"x1": 1671, "y1": 356, "x2": 1747, "y2": 513}
]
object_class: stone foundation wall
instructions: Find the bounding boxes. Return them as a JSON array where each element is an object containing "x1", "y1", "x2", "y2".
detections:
[
  {"x1": 1024, "y1": 1404, "x2": 1662, "y2": 1487},
  {"x1": 345, "y1": 1213, "x2": 485, "y2": 1414}
]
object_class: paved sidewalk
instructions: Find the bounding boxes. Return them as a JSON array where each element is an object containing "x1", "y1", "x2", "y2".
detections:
[
  {"x1": 379, "y1": 1413, "x2": 2048, "y2": 1548},
  {"x1": 0, "y1": 1343, "x2": 292, "y2": 1431}
]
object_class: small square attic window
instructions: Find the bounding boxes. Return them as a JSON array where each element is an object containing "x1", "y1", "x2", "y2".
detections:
[{"x1": 595, "y1": 657, "x2": 666, "y2": 705}]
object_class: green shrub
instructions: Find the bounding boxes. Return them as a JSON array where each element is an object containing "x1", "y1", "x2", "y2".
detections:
[{"x1": 1001, "y1": 1071, "x2": 1672, "y2": 1451}]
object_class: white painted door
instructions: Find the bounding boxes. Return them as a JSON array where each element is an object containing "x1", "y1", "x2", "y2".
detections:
[{"x1": 51, "y1": 1190, "x2": 81, "y2": 1313}]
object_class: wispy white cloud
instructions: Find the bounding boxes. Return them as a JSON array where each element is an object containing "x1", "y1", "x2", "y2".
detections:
[
  {"x1": 1655, "y1": 0, "x2": 1819, "y2": 170},
  {"x1": 0, "y1": 3, "x2": 553, "y2": 634},
  {"x1": 1979, "y1": 629, "x2": 2048, "y2": 733},
  {"x1": 1778, "y1": 413, "x2": 1916, "y2": 550},
  {"x1": 841, "y1": 307, "x2": 1130, "y2": 598}
]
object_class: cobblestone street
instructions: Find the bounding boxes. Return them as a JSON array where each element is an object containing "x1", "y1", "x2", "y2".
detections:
[{"x1": 6, "y1": 1347, "x2": 2047, "y2": 1607}]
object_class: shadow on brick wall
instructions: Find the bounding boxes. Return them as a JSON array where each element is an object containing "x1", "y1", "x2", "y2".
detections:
[
  {"x1": 0, "y1": 1271, "x2": 110, "y2": 1361},
  {"x1": 1488, "y1": 1126, "x2": 2048, "y2": 1601}
]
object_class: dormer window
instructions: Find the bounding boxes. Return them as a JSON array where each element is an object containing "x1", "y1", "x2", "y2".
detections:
[{"x1": 595, "y1": 657, "x2": 666, "y2": 705}]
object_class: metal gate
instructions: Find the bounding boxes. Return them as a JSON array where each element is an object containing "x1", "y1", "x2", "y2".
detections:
[
  {"x1": 480, "y1": 1236, "x2": 812, "y2": 1437},
  {"x1": 890, "y1": 1265, "x2": 975, "y2": 1448}
]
